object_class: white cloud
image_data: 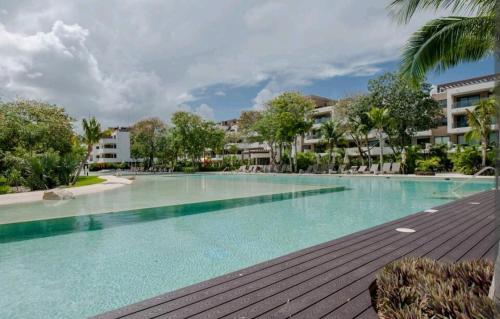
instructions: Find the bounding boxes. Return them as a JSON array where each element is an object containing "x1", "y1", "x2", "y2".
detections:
[
  {"x1": 0, "y1": 0, "x2": 449, "y2": 126},
  {"x1": 194, "y1": 103, "x2": 215, "y2": 120}
]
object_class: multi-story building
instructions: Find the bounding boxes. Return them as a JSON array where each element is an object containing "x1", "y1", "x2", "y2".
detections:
[
  {"x1": 88, "y1": 127, "x2": 133, "y2": 164},
  {"x1": 216, "y1": 119, "x2": 272, "y2": 165},
  {"x1": 440, "y1": 74, "x2": 498, "y2": 145},
  {"x1": 218, "y1": 74, "x2": 498, "y2": 164},
  {"x1": 302, "y1": 95, "x2": 335, "y2": 154},
  {"x1": 414, "y1": 73, "x2": 499, "y2": 147}
]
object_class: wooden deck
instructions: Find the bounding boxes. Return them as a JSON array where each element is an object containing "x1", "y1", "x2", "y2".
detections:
[{"x1": 93, "y1": 190, "x2": 498, "y2": 319}]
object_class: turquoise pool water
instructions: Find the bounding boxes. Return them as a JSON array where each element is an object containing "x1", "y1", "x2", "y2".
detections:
[{"x1": 0, "y1": 174, "x2": 493, "y2": 318}]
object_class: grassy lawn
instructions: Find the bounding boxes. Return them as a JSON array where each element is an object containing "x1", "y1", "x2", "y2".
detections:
[{"x1": 71, "y1": 176, "x2": 106, "y2": 187}]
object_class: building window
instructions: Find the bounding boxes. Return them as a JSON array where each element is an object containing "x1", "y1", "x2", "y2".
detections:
[
  {"x1": 453, "y1": 94, "x2": 480, "y2": 108},
  {"x1": 439, "y1": 115, "x2": 447, "y2": 126},
  {"x1": 416, "y1": 137, "x2": 430, "y2": 147},
  {"x1": 104, "y1": 143, "x2": 117, "y2": 149},
  {"x1": 454, "y1": 115, "x2": 468, "y2": 128},
  {"x1": 314, "y1": 116, "x2": 330, "y2": 124},
  {"x1": 434, "y1": 136, "x2": 450, "y2": 145},
  {"x1": 96, "y1": 146, "x2": 99, "y2": 149},
  {"x1": 103, "y1": 153, "x2": 117, "y2": 158},
  {"x1": 438, "y1": 99, "x2": 447, "y2": 108},
  {"x1": 457, "y1": 134, "x2": 467, "y2": 145},
  {"x1": 489, "y1": 132, "x2": 499, "y2": 146}
]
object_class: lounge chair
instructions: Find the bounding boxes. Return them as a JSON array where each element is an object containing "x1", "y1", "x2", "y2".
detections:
[
  {"x1": 381, "y1": 162, "x2": 391, "y2": 174},
  {"x1": 339, "y1": 165, "x2": 346, "y2": 174},
  {"x1": 368, "y1": 163, "x2": 379, "y2": 174},
  {"x1": 357, "y1": 165, "x2": 367, "y2": 173},
  {"x1": 390, "y1": 162, "x2": 401, "y2": 174},
  {"x1": 238, "y1": 165, "x2": 246, "y2": 172},
  {"x1": 306, "y1": 166, "x2": 313, "y2": 173},
  {"x1": 348, "y1": 166, "x2": 358, "y2": 174}
]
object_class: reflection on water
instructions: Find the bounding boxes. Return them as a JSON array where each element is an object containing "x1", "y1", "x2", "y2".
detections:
[{"x1": 0, "y1": 186, "x2": 344, "y2": 243}]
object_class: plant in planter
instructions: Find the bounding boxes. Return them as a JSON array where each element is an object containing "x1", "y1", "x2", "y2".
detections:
[
  {"x1": 373, "y1": 257, "x2": 495, "y2": 319},
  {"x1": 415, "y1": 156, "x2": 440, "y2": 175}
]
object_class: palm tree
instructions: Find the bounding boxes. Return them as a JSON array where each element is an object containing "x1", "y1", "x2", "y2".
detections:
[
  {"x1": 71, "y1": 117, "x2": 103, "y2": 185},
  {"x1": 366, "y1": 107, "x2": 391, "y2": 165},
  {"x1": 389, "y1": 0, "x2": 496, "y2": 84},
  {"x1": 320, "y1": 120, "x2": 345, "y2": 166},
  {"x1": 465, "y1": 97, "x2": 497, "y2": 167}
]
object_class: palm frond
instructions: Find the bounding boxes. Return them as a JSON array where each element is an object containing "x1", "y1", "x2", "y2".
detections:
[
  {"x1": 388, "y1": 0, "x2": 495, "y2": 24},
  {"x1": 400, "y1": 15, "x2": 495, "y2": 85}
]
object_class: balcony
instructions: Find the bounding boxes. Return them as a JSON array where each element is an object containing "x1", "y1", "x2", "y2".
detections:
[
  {"x1": 313, "y1": 117, "x2": 330, "y2": 125},
  {"x1": 451, "y1": 95, "x2": 487, "y2": 109}
]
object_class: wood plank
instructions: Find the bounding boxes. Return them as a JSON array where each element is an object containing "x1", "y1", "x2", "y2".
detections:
[
  {"x1": 267, "y1": 202, "x2": 494, "y2": 319},
  {"x1": 212, "y1": 200, "x2": 494, "y2": 319}
]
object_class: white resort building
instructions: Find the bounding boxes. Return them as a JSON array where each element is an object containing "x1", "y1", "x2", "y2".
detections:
[{"x1": 88, "y1": 127, "x2": 133, "y2": 165}]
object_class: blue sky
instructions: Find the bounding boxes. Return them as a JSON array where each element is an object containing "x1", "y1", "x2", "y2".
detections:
[
  {"x1": 0, "y1": 1, "x2": 494, "y2": 127},
  {"x1": 194, "y1": 56, "x2": 495, "y2": 121}
]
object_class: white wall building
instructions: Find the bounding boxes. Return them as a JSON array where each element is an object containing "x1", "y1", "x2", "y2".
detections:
[{"x1": 88, "y1": 127, "x2": 133, "y2": 164}]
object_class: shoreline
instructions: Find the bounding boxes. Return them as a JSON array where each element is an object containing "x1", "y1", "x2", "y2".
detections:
[{"x1": 0, "y1": 175, "x2": 133, "y2": 206}]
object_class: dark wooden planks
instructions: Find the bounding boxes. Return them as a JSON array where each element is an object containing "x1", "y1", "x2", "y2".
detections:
[{"x1": 92, "y1": 190, "x2": 496, "y2": 319}]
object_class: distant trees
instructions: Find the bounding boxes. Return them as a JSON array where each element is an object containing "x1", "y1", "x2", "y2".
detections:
[
  {"x1": 252, "y1": 92, "x2": 314, "y2": 171},
  {"x1": 131, "y1": 118, "x2": 167, "y2": 170},
  {"x1": 130, "y1": 112, "x2": 226, "y2": 169},
  {"x1": 366, "y1": 72, "x2": 441, "y2": 151}
]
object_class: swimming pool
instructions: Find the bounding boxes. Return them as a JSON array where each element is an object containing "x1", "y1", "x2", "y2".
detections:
[{"x1": 0, "y1": 174, "x2": 493, "y2": 318}]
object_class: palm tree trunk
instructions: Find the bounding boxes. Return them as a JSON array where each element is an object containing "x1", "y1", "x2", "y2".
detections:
[
  {"x1": 481, "y1": 138, "x2": 487, "y2": 167},
  {"x1": 328, "y1": 142, "x2": 333, "y2": 165},
  {"x1": 379, "y1": 132, "x2": 384, "y2": 165},
  {"x1": 365, "y1": 135, "x2": 372, "y2": 167},
  {"x1": 72, "y1": 147, "x2": 91, "y2": 185}
]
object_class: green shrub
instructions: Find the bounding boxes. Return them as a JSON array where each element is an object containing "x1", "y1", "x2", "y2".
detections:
[
  {"x1": 0, "y1": 176, "x2": 9, "y2": 194},
  {"x1": 416, "y1": 156, "x2": 441, "y2": 172},
  {"x1": 375, "y1": 257, "x2": 495, "y2": 319},
  {"x1": 398, "y1": 145, "x2": 422, "y2": 174},
  {"x1": 182, "y1": 166, "x2": 196, "y2": 173},
  {"x1": 89, "y1": 162, "x2": 130, "y2": 171},
  {"x1": 451, "y1": 146, "x2": 482, "y2": 175},
  {"x1": 296, "y1": 151, "x2": 316, "y2": 170},
  {"x1": 429, "y1": 144, "x2": 452, "y2": 171}
]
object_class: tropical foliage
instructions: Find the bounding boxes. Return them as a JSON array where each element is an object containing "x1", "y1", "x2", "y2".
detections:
[
  {"x1": 320, "y1": 120, "x2": 345, "y2": 165},
  {"x1": 389, "y1": 0, "x2": 497, "y2": 84},
  {"x1": 0, "y1": 99, "x2": 84, "y2": 191},
  {"x1": 366, "y1": 107, "x2": 392, "y2": 165},
  {"x1": 465, "y1": 97, "x2": 497, "y2": 166}
]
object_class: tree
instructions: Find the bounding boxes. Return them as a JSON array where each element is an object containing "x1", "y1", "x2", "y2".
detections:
[
  {"x1": 465, "y1": 97, "x2": 497, "y2": 167},
  {"x1": 320, "y1": 120, "x2": 345, "y2": 165},
  {"x1": 258, "y1": 92, "x2": 314, "y2": 171},
  {"x1": 366, "y1": 107, "x2": 392, "y2": 165},
  {"x1": 131, "y1": 118, "x2": 167, "y2": 170},
  {"x1": 72, "y1": 117, "x2": 103, "y2": 184},
  {"x1": 367, "y1": 72, "x2": 441, "y2": 151},
  {"x1": 336, "y1": 95, "x2": 374, "y2": 166},
  {"x1": 389, "y1": 0, "x2": 496, "y2": 84},
  {"x1": 238, "y1": 111, "x2": 262, "y2": 135},
  {"x1": 0, "y1": 99, "x2": 75, "y2": 159},
  {"x1": 170, "y1": 112, "x2": 223, "y2": 166}
]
